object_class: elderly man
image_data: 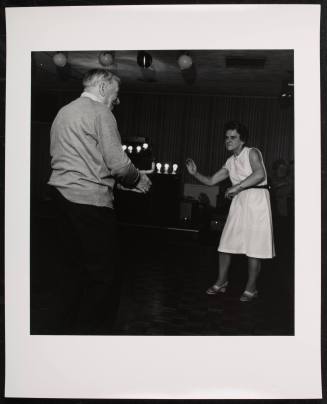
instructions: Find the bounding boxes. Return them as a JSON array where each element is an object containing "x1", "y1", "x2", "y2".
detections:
[{"x1": 48, "y1": 69, "x2": 151, "y2": 333}]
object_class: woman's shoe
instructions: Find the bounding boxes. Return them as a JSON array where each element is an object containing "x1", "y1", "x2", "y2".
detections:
[
  {"x1": 206, "y1": 281, "x2": 228, "y2": 295},
  {"x1": 240, "y1": 290, "x2": 258, "y2": 302}
]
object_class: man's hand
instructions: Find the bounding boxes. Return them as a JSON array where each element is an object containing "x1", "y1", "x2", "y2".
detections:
[
  {"x1": 139, "y1": 162, "x2": 155, "y2": 175},
  {"x1": 136, "y1": 172, "x2": 152, "y2": 193},
  {"x1": 225, "y1": 184, "x2": 242, "y2": 199},
  {"x1": 117, "y1": 168, "x2": 153, "y2": 194},
  {"x1": 116, "y1": 184, "x2": 143, "y2": 193}
]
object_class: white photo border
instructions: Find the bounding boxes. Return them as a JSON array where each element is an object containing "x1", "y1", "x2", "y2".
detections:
[{"x1": 5, "y1": 4, "x2": 321, "y2": 399}]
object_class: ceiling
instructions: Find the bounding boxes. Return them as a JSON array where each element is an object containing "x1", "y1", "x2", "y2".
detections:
[{"x1": 32, "y1": 50, "x2": 294, "y2": 97}]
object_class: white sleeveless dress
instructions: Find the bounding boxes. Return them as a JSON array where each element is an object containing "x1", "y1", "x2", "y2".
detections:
[{"x1": 218, "y1": 147, "x2": 275, "y2": 259}]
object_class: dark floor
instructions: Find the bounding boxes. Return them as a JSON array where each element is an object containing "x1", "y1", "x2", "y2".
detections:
[{"x1": 30, "y1": 204, "x2": 294, "y2": 336}]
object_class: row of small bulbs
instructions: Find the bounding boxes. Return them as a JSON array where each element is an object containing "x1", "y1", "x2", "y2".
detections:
[
  {"x1": 121, "y1": 143, "x2": 178, "y2": 174},
  {"x1": 155, "y1": 162, "x2": 178, "y2": 174},
  {"x1": 122, "y1": 143, "x2": 149, "y2": 153}
]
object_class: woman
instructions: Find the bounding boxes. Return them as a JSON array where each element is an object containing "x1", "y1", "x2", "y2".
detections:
[{"x1": 186, "y1": 121, "x2": 275, "y2": 302}]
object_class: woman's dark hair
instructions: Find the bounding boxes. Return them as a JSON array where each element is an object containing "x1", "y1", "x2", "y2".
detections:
[{"x1": 223, "y1": 121, "x2": 249, "y2": 143}]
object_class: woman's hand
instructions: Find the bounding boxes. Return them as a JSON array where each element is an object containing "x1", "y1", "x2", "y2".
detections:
[
  {"x1": 186, "y1": 158, "x2": 197, "y2": 175},
  {"x1": 225, "y1": 184, "x2": 242, "y2": 199}
]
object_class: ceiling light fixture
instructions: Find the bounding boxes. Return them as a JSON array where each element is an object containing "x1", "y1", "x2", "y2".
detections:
[
  {"x1": 53, "y1": 52, "x2": 67, "y2": 67},
  {"x1": 98, "y1": 51, "x2": 114, "y2": 67},
  {"x1": 178, "y1": 53, "x2": 193, "y2": 70},
  {"x1": 137, "y1": 51, "x2": 152, "y2": 69}
]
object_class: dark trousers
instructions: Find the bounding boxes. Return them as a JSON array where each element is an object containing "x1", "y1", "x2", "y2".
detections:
[{"x1": 50, "y1": 187, "x2": 120, "y2": 334}]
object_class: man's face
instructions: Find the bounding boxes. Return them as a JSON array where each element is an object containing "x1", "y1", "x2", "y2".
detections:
[
  {"x1": 102, "y1": 79, "x2": 120, "y2": 109},
  {"x1": 225, "y1": 129, "x2": 244, "y2": 152}
]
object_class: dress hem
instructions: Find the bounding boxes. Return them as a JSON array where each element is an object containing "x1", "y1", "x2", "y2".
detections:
[{"x1": 218, "y1": 247, "x2": 275, "y2": 259}]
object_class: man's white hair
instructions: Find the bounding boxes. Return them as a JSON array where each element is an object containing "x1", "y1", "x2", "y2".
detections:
[{"x1": 82, "y1": 69, "x2": 120, "y2": 88}]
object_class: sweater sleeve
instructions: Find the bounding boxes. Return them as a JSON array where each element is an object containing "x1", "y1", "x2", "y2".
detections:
[{"x1": 95, "y1": 109, "x2": 140, "y2": 187}]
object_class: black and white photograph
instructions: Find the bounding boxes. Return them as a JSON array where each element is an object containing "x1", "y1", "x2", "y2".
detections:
[
  {"x1": 30, "y1": 49, "x2": 295, "y2": 337},
  {"x1": 3, "y1": 4, "x2": 323, "y2": 400}
]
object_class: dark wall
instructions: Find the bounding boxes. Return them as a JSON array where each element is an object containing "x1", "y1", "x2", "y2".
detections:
[
  {"x1": 115, "y1": 92, "x2": 294, "y2": 180},
  {"x1": 31, "y1": 89, "x2": 294, "y2": 200}
]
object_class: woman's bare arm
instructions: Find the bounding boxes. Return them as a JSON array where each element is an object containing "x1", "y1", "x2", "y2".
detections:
[{"x1": 186, "y1": 158, "x2": 229, "y2": 186}]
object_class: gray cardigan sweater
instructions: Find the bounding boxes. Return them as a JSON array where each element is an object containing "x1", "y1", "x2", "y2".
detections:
[{"x1": 48, "y1": 95, "x2": 139, "y2": 208}]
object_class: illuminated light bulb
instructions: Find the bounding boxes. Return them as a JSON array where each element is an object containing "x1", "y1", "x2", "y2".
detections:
[
  {"x1": 164, "y1": 163, "x2": 169, "y2": 174},
  {"x1": 172, "y1": 163, "x2": 178, "y2": 174},
  {"x1": 156, "y1": 163, "x2": 162, "y2": 173},
  {"x1": 143, "y1": 143, "x2": 149, "y2": 150},
  {"x1": 136, "y1": 145, "x2": 142, "y2": 153},
  {"x1": 122, "y1": 145, "x2": 127, "y2": 151},
  {"x1": 128, "y1": 146, "x2": 133, "y2": 153}
]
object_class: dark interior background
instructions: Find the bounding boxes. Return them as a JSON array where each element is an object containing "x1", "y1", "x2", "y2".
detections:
[{"x1": 31, "y1": 49, "x2": 294, "y2": 202}]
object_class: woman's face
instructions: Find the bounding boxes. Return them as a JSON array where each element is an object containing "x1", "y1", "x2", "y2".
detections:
[{"x1": 225, "y1": 129, "x2": 244, "y2": 153}]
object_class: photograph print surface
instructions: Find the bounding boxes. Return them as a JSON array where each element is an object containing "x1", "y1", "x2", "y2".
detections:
[{"x1": 30, "y1": 49, "x2": 294, "y2": 337}]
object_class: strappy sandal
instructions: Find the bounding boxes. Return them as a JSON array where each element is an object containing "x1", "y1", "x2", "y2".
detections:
[
  {"x1": 240, "y1": 290, "x2": 258, "y2": 302},
  {"x1": 206, "y1": 281, "x2": 228, "y2": 295}
]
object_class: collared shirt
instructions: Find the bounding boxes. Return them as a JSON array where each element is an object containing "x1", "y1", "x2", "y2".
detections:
[
  {"x1": 81, "y1": 91, "x2": 102, "y2": 103},
  {"x1": 48, "y1": 93, "x2": 139, "y2": 208}
]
